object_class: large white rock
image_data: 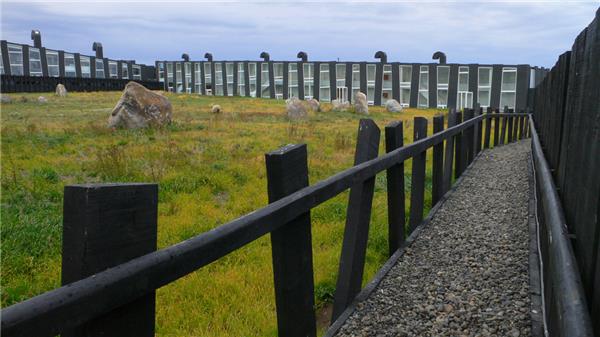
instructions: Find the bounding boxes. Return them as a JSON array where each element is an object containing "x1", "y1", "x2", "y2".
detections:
[
  {"x1": 211, "y1": 104, "x2": 222, "y2": 114},
  {"x1": 0, "y1": 94, "x2": 12, "y2": 104},
  {"x1": 38, "y1": 96, "x2": 48, "y2": 104},
  {"x1": 55, "y1": 84, "x2": 67, "y2": 97},
  {"x1": 385, "y1": 99, "x2": 403, "y2": 113},
  {"x1": 108, "y1": 81, "x2": 172, "y2": 129},
  {"x1": 354, "y1": 91, "x2": 368, "y2": 115},
  {"x1": 286, "y1": 97, "x2": 308, "y2": 120}
]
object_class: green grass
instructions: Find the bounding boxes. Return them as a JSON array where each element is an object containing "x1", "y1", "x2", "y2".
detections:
[{"x1": 1, "y1": 91, "x2": 445, "y2": 336}]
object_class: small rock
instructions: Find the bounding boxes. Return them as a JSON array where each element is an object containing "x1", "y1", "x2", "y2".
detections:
[
  {"x1": 1, "y1": 94, "x2": 12, "y2": 104},
  {"x1": 38, "y1": 96, "x2": 48, "y2": 104},
  {"x1": 331, "y1": 99, "x2": 350, "y2": 112},
  {"x1": 211, "y1": 104, "x2": 222, "y2": 114},
  {"x1": 354, "y1": 91, "x2": 368, "y2": 114},
  {"x1": 19, "y1": 96, "x2": 28, "y2": 103},
  {"x1": 55, "y1": 84, "x2": 67, "y2": 97},
  {"x1": 306, "y1": 98, "x2": 320, "y2": 112},
  {"x1": 385, "y1": 99, "x2": 403, "y2": 113},
  {"x1": 510, "y1": 328, "x2": 520, "y2": 337},
  {"x1": 443, "y1": 304, "x2": 454, "y2": 313}
]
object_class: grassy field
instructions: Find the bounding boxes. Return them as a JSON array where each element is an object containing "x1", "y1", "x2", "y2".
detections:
[{"x1": 1, "y1": 91, "x2": 443, "y2": 336}]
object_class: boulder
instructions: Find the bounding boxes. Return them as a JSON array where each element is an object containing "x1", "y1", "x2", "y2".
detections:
[
  {"x1": 331, "y1": 99, "x2": 350, "y2": 112},
  {"x1": 286, "y1": 97, "x2": 308, "y2": 120},
  {"x1": 108, "y1": 81, "x2": 172, "y2": 129},
  {"x1": 38, "y1": 96, "x2": 48, "y2": 104},
  {"x1": 354, "y1": 92, "x2": 368, "y2": 114},
  {"x1": 0, "y1": 94, "x2": 11, "y2": 104},
  {"x1": 385, "y1": 99, "x2": 403, "y2": 113},
  {"x1": 307, "y1": 98, "x2": 320, "y2": 112},
  {"x1": 211, "y1": 104, "x2": 222, "y2": 114},
  {"x1": 55, "y1": 84, "x2": 67, "y2": 97}
]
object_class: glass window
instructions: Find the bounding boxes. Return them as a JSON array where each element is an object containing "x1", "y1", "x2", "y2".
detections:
[
  {"x1": 381, "y1": 64, "x2": 392, "y2": 104},
  {"x1": 500, "y1": 67, "x2": 517, "y2": 108},
  {"x1": 248, "y1": 62, "x2": 257, "y2": 97},
  {"x1": 320, "y1": 63, "x2": 330, "y2": 102},
  {"x1": 303, "y1": 63, "x2": 314, "y2": 99},
  {"x1": 158, "y1": 62, "x2": 164, "y2": 83},
  {"x1": 8, "y1": 44, "x2": 23, "y2": 76},
  {"x1": 204, "y1": 62, "x2": 212, "y2": 93},
  {"x1": 458, "y1": 66, "x2": 469, "y2": 92},
  {"x1": 183, "y1": 62, "x2": 191, "y2": 92},
  {"x1": 194, "y1": 63, "x2": 202, "y2": 94},
  {"x1": 400, "y1": 65, "x2": 412, "y2": 107},
  {"x1": 477, "y1": 67, "x2": 492, "y2": 107},
  {"x1": 457, "y1": 66, "x2": 471, "y2": 109},
  {"x1": 46, "y1": 50, "x2": 59, "y2": 77},
  {"x1": 366, "y1": 64, "x2": 376, "y2": 104},
  {"x1": 28, "y1": 47, "x2": 43, "y2": 76},
  {"x1": 237, "y1": 63, "x2": 245, "y2": 95},
  {"x1": 261, "y1": 62, "x2": 270, "y2": 97},
  {"x1": 109, "y1": 61, "x2": 118, "y2": 79},
  {"x1": 214, "y1": 63, "x2": 223, "y2": 95},
  {"x1": 351, "y1": 64, "x2": 360, "y2": 100},
  {"x1": 288, "y1": 63, "x2": 298, "y2": 98},
  {"x1": 96, "y1": 58, "x2": 105, "y2": 78},
  {"x1": 226, "y1": 62, "x2": 234, "y2": 96},
  {"x1": 0, "y1": 48, "x2": 3, "y2": 74},
  {"x1": 133, "y1": 65, "x2": 142, "y2": 80},
  {"x1": 166, "y1": 62, "x2": 174, "y2": 91},
  {"x1": 121, "y1": 63, "x2": 129, "y2": 79},
  {"x1": 437, "y1": 66, "x2": 450, "y2": 108},
  {"x1": 273, "y1": 63, "x2": 283, "y2": 99},
  {"x1": 418, "y1": 65, "x2": 429, "y2": 108},
  {"x1": 336, "y1": 63, "x2": 346, "y2": 87},
  {"x1": 64, "y1": 53, "x2": 76, "y2": 77},
  {"x1": 80, "y1": 56, "x2": 91, "y2": 78}
]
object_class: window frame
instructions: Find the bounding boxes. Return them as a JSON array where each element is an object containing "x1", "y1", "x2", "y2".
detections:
[
  {"x1": 95, "y1": 58, "x2": 105, "y2": 78},
  {"x1": 64, "y1": 53, "x2": 76, "y2": 78},
  {"x1": 80, "y1": 56, "x2": 91, "y2": 78},
  {"x1": 418, "y1": 65, "x2": 429, "y2": 108},
  {"x1": 7, "y1": 43, "x2": 24, "y2": 76}
]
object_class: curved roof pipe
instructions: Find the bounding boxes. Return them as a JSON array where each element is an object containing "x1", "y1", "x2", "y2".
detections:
[
  {"x1": 92, "y1": 42, "x2": 103, "y2": 59},
  {"x1": 297, "y1": 51, "x2": 307, "y2": 62},
  {"x1": 204, "y1": 53, "x2": 213, "y2": 62},
  {"x1": 432, "y1": 51, "x2": 447, "y2": 64},
  {"x1": 260, "y1": 51, "x2": 270, "y2": 62},
  {"x1": 374, "y1": 51, "x2": 387, "y2": 63},
  {"x1": 181, "y1": 53, "x2": 190, "y2": 62},
  {"x1": 31, "y1": 30, "x2": 42, "y2": 48}
]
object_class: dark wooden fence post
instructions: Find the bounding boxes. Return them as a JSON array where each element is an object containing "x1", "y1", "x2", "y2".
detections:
[
  {"x1": 61, "y1": 183, "x2": 158, "y2": 337},
  {"x1": 265, "y1": 144, "x2": 316, "y2": 337},
  {"x1": 484, "y1": 107, "x2": 492, "y2": 149},
  {"x1": 494, "y1": 108, "x2": 500, "y2": 147},
  {"x1": 443, "y1": 111, "x2": 457, "y2": 194},
  {"x1": 475, "y1": 107, "x2": 483, "y2": 155},
  {"x1": 332, "y1": 119, "x2": 380, "y2": 321},
  {"x1": 408, "y1": 117, "x2": 428, "y2": 233},
  {"x1": 432, "y1": 115, "x2": 444, "y2": 205},
  {"x1": 499, "y1": 106, "x2": 508, "y2": 145},
  {"x1": 507, "y1": 108, "x2": 514, "y2": 143},
  {"x1": 385, "y1": 121, "x2": 405, "y2": 257},
  {"x1": 464, "y1": 109, "x2": 475, "y2": 165},
  {"x1": 454, "y1": 111, "x2": 464, "y2": 178},
  {"x1": 512, "y1": 109, "x2": 519, "y2": 142}
]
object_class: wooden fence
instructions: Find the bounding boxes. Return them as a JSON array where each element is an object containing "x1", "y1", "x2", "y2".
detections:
[
  {"x1": 531, "y1": 7, "x2": 599, "y2": 336},
  {"x1": 0, "y1": 75, "x2": 162, "y2": 93},
  {"x1": 0, "y1": 108, "x2": 531, "y2": 337}
]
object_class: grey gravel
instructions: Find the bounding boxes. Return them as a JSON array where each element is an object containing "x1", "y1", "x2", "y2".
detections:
[{"x1": 335, "y1": 140, "x2": 532, "y2": 337}]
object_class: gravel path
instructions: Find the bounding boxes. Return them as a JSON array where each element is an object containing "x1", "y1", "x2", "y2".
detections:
[{"x1": 334, "y1": 140, "x2": 532, "y2": 337}]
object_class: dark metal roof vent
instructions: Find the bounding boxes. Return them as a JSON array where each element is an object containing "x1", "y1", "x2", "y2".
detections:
[
  {"x1": 182, "y1": 53, "x2": 190, "y2": 62},
  {"x1": 297, "y1": 51, "x2": 307, "y2": 62},
  {"x1": 432, "y1": 51, "x2": 447, "y2": 64},
  {"x1": 204, "y1": 53, "x2": 213, "y2": 62},
  {"x1": 374, "y1": 51, "x2": 387, "y2": 63},
  {"x1": 260, "y1": 51, "x2": 270, "y2": 62},
  {"x1": 31, "y1": 30, "x2": 42, "y2": 48},
  {"x1": 93, "y1": 42, "x2": 103, "y2": 59}
]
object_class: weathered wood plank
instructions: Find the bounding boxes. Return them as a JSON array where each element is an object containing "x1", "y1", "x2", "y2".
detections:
[
  {"x1": 332, "y1": 119, "x2": 381, "y2": 321},
  {"x1": 408, "y1": 117, "x2": 428, "y2": 233},
  {"x1": 266, "y1": 144, "x2": 316, "y2": 337},
  {"x1": 385, "y1": 121, "x2": 405, "y2": 257},
  {"x1": 484, "y1": 107, "x2": 492, "y2": 149},
  {"x1": 442, "y1": 111, "x2": 457, "y2": 195}
]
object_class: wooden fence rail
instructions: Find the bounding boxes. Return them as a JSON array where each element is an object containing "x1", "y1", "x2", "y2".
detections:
[{"x1": 1, "y1": 111, "x2": 530, "y2": 337}]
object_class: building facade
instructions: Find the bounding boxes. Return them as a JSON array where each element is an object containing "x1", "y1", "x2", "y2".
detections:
[{"x1": 1, "y1": 31, "x2": 548, "y2": 110}]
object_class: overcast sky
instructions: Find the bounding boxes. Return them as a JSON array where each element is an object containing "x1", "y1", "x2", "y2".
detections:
[{"x1": 1, "y1": 1, "x2": 598, "y2": 67}]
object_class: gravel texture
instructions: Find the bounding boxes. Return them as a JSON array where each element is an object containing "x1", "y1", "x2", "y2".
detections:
[{"x1": 335, "y1": 140, "x2": 532, "y2": 337}]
